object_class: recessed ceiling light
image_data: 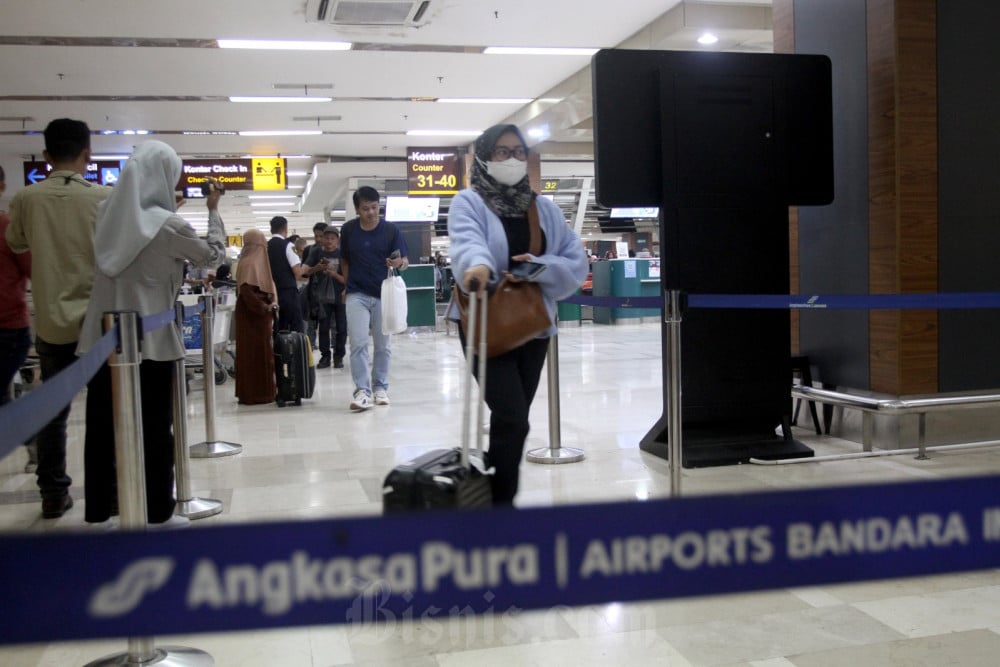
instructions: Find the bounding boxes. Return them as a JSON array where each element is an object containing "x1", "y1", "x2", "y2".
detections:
[
  {"x1": 217, "y1": 39, "x2": 351, "y2": 51},
  {"x1": 229, "y1": 96, "x2": 333, "y2": 103},
  {"x1": 238, "y1": 130, "x2": 323, "y2": 137},
  {"x1": 406, "y1": 129, "x2": 481, "y2": 137},
  {"x1": 484, "y1": 47, "x2": 599, "y2": 56},
  {"x1": 436, "y1": 98, "x2": 533, "y2": 104},
  {"x1": 697, "y1": 32, "x2": 719, "y2": 45}
]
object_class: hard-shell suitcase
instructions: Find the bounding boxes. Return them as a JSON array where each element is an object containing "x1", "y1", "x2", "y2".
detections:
[
  {"x1": 274, "y1": 330, "x2": 315, "y2": 407},
  {"x1": 382, "y1": 281, "x2": 493, "y2": 511}
]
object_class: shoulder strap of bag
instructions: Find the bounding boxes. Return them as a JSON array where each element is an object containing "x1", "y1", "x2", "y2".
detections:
[{"x1": 527, "y1": 195, "x2": 542, "y2": 257}]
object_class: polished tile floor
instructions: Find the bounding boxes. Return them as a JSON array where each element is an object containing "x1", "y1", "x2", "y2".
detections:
[{"x1": 2, "y1": 320, "x2": 1000, "y2": 665}]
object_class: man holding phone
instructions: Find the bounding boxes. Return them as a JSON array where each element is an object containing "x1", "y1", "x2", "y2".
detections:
[{"x1": 339, "y1": 186, "x2": 408, "y2": 411}]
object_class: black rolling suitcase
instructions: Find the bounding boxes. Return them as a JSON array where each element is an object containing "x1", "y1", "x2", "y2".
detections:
[
  {"x1": 274, "y1": 330, "x2": 316, "y2": 407},
  {"x1": 383, "y1": 282, "x2": 493, "y2": 512}
]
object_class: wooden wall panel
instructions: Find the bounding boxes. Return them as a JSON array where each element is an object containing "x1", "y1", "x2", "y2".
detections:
[{"x1": 867, "y1": 0, "x2": 938, "y2": 394}]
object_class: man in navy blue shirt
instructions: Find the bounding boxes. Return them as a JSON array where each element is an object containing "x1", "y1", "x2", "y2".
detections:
[{"x1": 340, "y1": 186, "x2": 408, "y2": 411}]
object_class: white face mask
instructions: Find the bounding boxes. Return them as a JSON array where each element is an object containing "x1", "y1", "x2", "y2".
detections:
[{"x1": 485, "y1": 157, "x2": 527, "y2": 186}]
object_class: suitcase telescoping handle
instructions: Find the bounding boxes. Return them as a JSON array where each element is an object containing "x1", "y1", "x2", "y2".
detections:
[{"x1": 461, "y1": 278, "x2": 489, "y2": 470}]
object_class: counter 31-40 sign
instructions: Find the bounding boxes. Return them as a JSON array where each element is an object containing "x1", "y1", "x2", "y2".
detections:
[{"x1": 407, "y1": 147, "x2": 460, "y2": 195}]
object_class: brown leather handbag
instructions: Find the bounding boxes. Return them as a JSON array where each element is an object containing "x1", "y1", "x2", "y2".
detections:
[{"x1": 454, "y1": 200, "x2": 552, "y2": 357}]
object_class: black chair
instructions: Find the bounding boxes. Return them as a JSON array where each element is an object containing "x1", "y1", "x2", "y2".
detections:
[{"x1": 790, "y1": 355, "x2": 823, "y2": 435}]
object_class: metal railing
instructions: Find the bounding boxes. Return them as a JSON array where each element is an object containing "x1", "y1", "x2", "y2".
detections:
[{"x1": 753, "y1": 385, "x2": 1000, "y2": 464}]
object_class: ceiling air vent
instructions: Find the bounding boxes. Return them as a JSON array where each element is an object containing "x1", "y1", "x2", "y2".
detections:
[{"x1": 307, "y1": 0, "x2": 432, "y2": 27}]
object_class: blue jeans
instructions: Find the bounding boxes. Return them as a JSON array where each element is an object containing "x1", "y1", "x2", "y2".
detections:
[
  {"x1": 0, "y1": 327, "x2": 30, "y2": 407},
  {"x1": 346, "y1": 292, "x2": 391, "y2": 395}
]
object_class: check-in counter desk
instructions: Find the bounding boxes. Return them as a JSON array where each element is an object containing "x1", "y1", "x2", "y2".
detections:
[
  {"x1": 400, "y1": 264, "x2": 436, "y2": 328},
  {"x1": 591, "y1": 258, "x2": 661, "y2": 324}
]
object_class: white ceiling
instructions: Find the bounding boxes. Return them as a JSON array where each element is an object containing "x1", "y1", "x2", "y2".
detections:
[{"x1": 0, "y1": 0, "x2": 773, "y2": 235}]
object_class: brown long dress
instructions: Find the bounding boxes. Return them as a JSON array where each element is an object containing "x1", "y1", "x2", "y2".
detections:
[{"x1": 235, "y1": 284, "x2": 277, "y2": 404}]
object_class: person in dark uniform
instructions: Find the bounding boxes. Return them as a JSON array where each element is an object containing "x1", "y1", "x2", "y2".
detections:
[{"x1": 266, "y1": 216, "x2": 305, "y2": 332}]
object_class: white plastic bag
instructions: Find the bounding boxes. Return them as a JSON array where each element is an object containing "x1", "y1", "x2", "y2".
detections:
[{"x1": 381, "y1": 268, "x2": 408, "y2": 334}]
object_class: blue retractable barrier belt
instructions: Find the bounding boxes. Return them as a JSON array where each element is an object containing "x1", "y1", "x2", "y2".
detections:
[
  {"x1": 1, "y1": 474, "x2": 998, "y2": 644},
  {"x1": 560, "y1": 291, "x2": 1000, "y2": 311},
  {"x1": 0, "y1": 304, "x2": 196, "y2": 460}
]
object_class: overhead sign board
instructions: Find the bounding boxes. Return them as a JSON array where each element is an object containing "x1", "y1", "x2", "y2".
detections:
[
  {"x1": 24, "y1": 157, "x2": 287, "y2": 195},
  {"x1": 407, "y1": 147, "x2": 460, "y2": 195},
  {"x1": 22, "y1": 160, "x2": 124, "y2": 187},
  {"x1": 179, "y1": 158, "x2": 287, "y2": 198},
  {"x1": 541, "y1": 178, "x2": 583, "y2": 193},
  {"x1": 251, "y1": 157, "x2": 286, "y2": 191}
]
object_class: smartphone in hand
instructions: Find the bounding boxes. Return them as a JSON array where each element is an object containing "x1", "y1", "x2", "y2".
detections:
[{"x1": 508, "y1": 261, "x2": 546, "y2": 280}]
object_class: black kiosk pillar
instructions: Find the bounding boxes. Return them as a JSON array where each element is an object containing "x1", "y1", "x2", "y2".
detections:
[{"x1": 592, "y1": 50, "x2": 834, "y2": 467}]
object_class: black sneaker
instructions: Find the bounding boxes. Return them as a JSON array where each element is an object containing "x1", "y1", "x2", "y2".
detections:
[
  {"x1": 41, "y1": 494, "x2": 73, "y2": 519},
  {"x1": 333, "y1": 356, "x2": 344, "y2": 368},
  {"x1": 317, "y1": 357, "x2": 331, "y2": 369}
]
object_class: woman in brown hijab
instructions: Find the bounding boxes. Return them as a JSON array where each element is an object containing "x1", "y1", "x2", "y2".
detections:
[{"x1": 234, "y1": 228, "x2": 278, "y2": 404}]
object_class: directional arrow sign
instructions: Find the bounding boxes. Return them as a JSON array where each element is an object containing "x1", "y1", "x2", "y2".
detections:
[{"x1": 22, "y1": 162, "x2": 50, "y2": 185}]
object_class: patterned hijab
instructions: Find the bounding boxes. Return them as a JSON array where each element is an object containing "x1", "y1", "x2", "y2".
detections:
[
  {"x1": 470, "y1": 124, "x2": 534, "y2": 217},
  {"x1": 236, "y1": 228, "x2": 277, "y2": 298}
]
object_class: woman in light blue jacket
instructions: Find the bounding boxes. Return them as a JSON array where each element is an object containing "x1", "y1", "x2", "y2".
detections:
[{"x1": 448, "y1": 124, "x2": 589, "y2": 506}]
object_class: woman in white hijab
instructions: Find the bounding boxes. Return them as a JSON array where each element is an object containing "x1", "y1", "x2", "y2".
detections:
[{"x1": 77, "y1": 140, "x2": 226, "y2": 527}]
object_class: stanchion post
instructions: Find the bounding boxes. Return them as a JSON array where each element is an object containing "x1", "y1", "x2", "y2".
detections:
[
  {"x1": 86, "y1": 312, "x2": 213, "y2": 667},
  {"x1": 189, "y1": 293, "x2": 242, "y2": 458},
  {"x1": 665, "y1": 289, "x2": 683, "y2": 497},
  {"x1": 172, "y1": 302, "x2": 224, "y2": 519},
  {"x1": 915, "y1": 412, "x2": 929, "y2": 460},
  {"x1": 527, "y1": 329, "x2": 585, "y2": 464}
]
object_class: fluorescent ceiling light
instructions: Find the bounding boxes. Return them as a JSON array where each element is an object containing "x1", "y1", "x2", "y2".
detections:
[
  {"x1": 91, "y1": 154, "x2": 130, "y2": 160},
  {"x1": 437, "y1": 98, "x2": 533, "y2": 104},
  {"x1": 484, "y1": 46, "x2": 599, "y2": 56},
  {"x1": 238, "y1": 130, "x2": 322, "y2": 137},
  {"x1": 527, "y1": 128, "x2": 545, "y2": 138},
  {"x1": 406, "y1": 129, "x2": 481, "y2": 137},
  {"x1": 183, "y1": 131, "x2": 238, "y2": 136},
  {"x1": 217, "y1": 39, "x2": 351, "y2": 51},
  {"x1": 285, "y1": 171, "x2": 309, "y2": 177},
  {"x1": 697, "y1": 32, "x2": 719, "y2": 45},
  {"x1": 230, "y1": 96, "x2": 332, "y2": 103},
  {"x1": 286, "y1": 185, "x2": 304, "y2": 189}
]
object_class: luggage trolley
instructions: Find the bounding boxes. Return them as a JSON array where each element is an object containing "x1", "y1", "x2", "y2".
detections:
[{"x1": 180, "y1": 291, "x2": 233, "y2": 389}]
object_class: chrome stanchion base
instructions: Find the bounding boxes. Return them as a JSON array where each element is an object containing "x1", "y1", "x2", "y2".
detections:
[
  {"x1": 85, "y1": 645, "x2": 213, "y2": 666},
  {"x1": 189, "y1": 440, "x2": 242, "y2": 458},
  {"x1": 175, "y1": 496, "x2": 224, "y2": 520},
  {"x1": 526, "y1": 446, "x2": 585, "y2": 464}
]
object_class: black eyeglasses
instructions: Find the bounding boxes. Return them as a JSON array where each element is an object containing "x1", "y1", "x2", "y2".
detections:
[{"x1": 491, "y1": 146, "x2": 528, "y2": 161}]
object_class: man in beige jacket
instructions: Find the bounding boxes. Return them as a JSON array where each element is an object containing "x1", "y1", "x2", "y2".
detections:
[{"x1": 6, "y1": 118, "x2": 110, "y2": 519}]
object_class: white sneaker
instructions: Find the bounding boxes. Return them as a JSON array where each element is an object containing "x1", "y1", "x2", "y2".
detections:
[
  {"x1": 148, "y1": 515, "x2": 191, "y2": 530},
  {"x1": 87, "y1": 517, "x2": 120, "y2": 532},
  {"x1": 374, "y1": 389, "x2": 390, "y2": 405},
  {"x1": 350, "y1": 390, "x2": 372, "y2": 411}
]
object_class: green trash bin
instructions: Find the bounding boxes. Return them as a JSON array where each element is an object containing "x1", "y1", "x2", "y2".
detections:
[{"x1": 557, "y1": 291, "x2": 582, "y2": 327}]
